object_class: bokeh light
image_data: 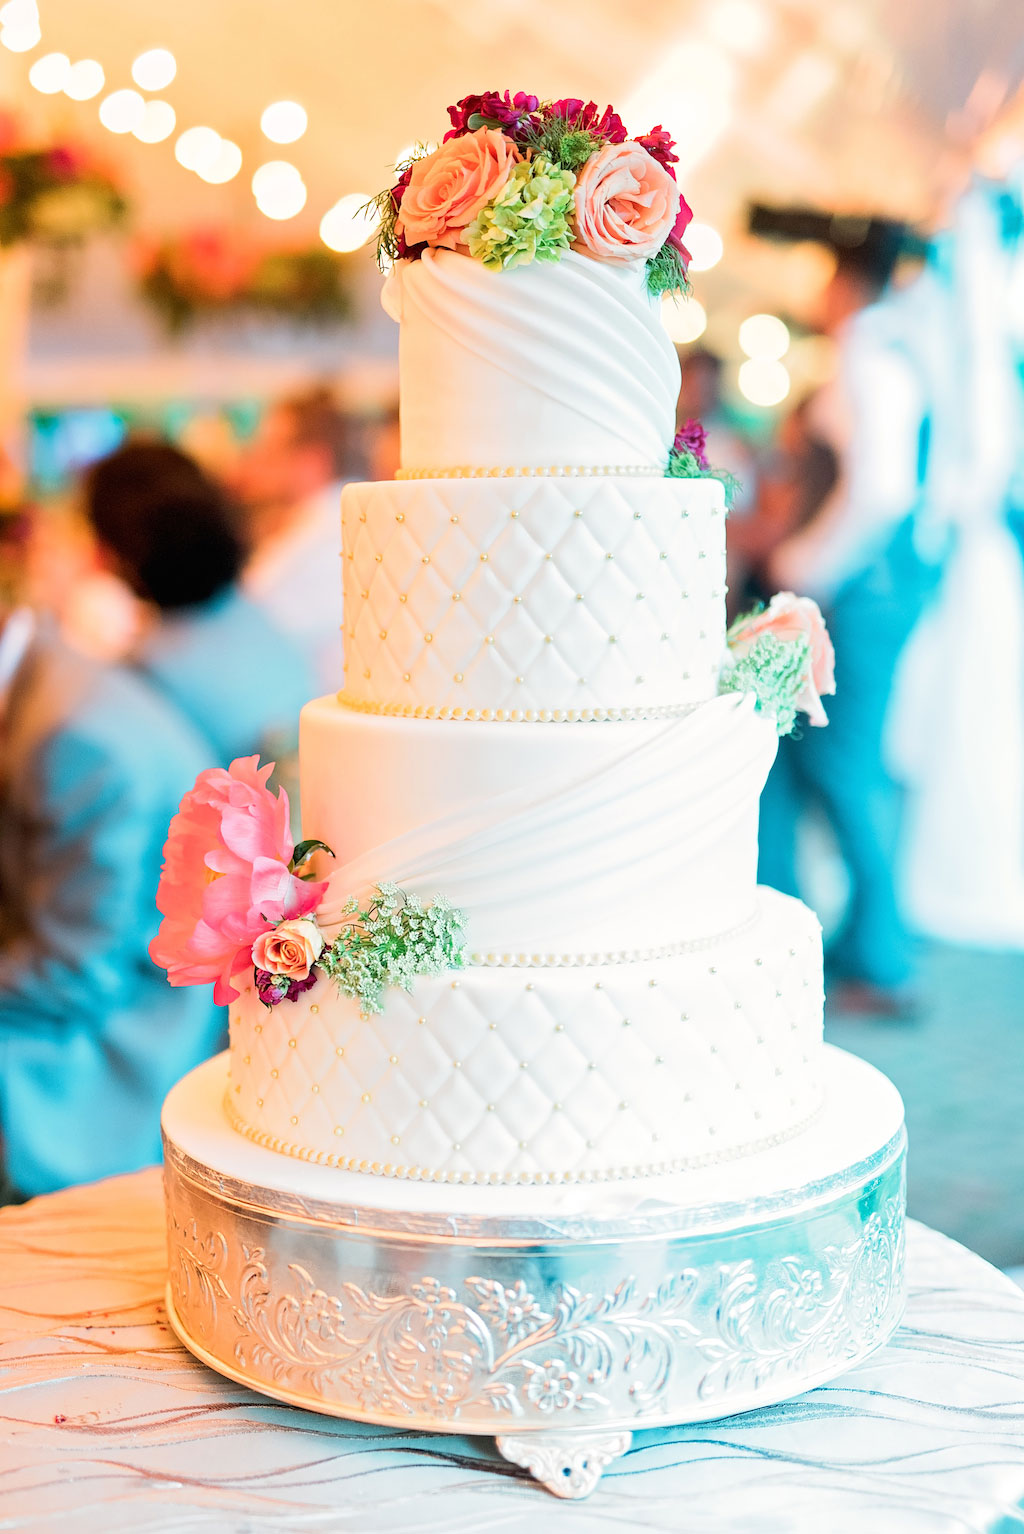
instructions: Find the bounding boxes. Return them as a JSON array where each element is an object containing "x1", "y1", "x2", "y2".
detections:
[
  {"x1": 686, "y1": 222, "x2": 724, "y2": 272},
  {"x1": 64, "y1": 59, "x2": 105, "y2": 100},
  {"x1": 320, "y1": 193, "x2": 379, "y2": 252},
  {"x1": 131, "y1": 48, "x2": 176, "y2": 91},
  {"x1": 260, "y1": 101, "x2": 308, "y2": 144},
  {"x1": 0, "y1": 0, "x2": 40, "y2": 53},
  {"x1": 99, "y1": 89, "x2": 146, "y2": 136},
  {"x1": 28, "y1": 51, "x2": 69, "y2": 93},
  {"x1": 738, "y1": 357, "x2": 791, "y2": 406},
  {"x1": 661, "y1": 295, "x2": 708, "y2": 344},
  {"x1": 175, "y1": 125, "x2": 222, "y2": 174},
  {"x1": 252, "y1": 160, "x2": 306, "y2": 218},
  {"x1": 738, "y1": 312, "x2": 791, "y2": 360},
  {"x1": 133, "y1": 100, "x2": 176, "y2": 144},
  {"x1": 197, "y1": 138, "x2": 242, "y2": 184}
]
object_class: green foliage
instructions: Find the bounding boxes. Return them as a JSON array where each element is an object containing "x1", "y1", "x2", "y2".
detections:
[
  {"x1": 646, "y1": 241, "x2": 689, "y2": 298},
  {"x1": 521, "y1": 116, "x2": 604, "y2": 172},
  {"x1": 319, "y1": 883, "x2": 466, "y2": 1015},
  {"x1": 718, "y1": 631, "x2": 811, "y2": 736},
  {"x1": 138, "y1": 241, "x2": 353, "y2": 336},
  {"x1": 466, "y1": 154, "x2": 576, "y2": 271},
  {"x1": 290, "y1": 839, "x2": 334, "y2": 873},
  {"x1": 0, "y1": 150, "x2": 126, "y2": 250},
  {"x1": 665, "y1": 448, "x2": 741, "y2": 509}
]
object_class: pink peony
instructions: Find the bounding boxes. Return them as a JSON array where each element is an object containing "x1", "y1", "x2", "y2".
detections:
[
  {"x1": 149, "y1": 757, "x2": 328, "y2": 1005},
  {"x1": 573, "y1": 140, "x2": 681, "y2": 265},
  {"x1": 396, "y1": 128, "x2": 520, "y2": 251},
  {"x1": 252, "y1": 916, "x2": 324, "y2": 982},
  {"x1": 730, "y1": 592, "x2": 836, "y2": 727}
]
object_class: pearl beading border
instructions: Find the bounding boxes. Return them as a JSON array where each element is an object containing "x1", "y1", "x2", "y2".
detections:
[
  {"x1": 467, "y1": 912, "x2": 759, "y2": 968},
  {"x1": 394, "y1": 464, "x2": 664, "y2": 480},
  {"x1": 336, "y1": 693, "x2": 702, "y2": 724},
  {"x1": 223, "y1": 1090, "x2": 825, "y2": 1187}
]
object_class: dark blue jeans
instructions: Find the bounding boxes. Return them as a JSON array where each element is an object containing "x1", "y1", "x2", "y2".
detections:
[{"x1": 758, "y1": 520, "x2": 942, "y2": 989}]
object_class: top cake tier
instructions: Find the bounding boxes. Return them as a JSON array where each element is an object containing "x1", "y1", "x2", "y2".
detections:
[{"x1": 383, "y1": 248, "x2": 680, "y2": 473}]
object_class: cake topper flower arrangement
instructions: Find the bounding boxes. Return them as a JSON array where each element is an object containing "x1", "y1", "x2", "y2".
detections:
[
  {"x1": 150, "y1": 757, "x2": 465, "y2": 1012},
  {"x1": 720, "y1": 593, "x2": 836, "y2": 735},
  {"x1": 371, "y1": 91, "x2": 693, "y2": 296}
]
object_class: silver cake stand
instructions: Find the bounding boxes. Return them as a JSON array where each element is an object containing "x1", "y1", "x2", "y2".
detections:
[{"x1": 162, "y1": 1045, "x2": 906, "y2": 1500}]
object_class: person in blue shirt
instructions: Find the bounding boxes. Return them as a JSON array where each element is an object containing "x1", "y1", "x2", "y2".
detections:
[
  {"x1": 83, "y1": 440, "x2": 317, "y2": 771},
  {"x1": 0, "y1": 602, "x2": 224, "y2": 1200}
]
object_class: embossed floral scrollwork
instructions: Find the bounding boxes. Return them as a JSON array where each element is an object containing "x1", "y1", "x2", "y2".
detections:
[{"x1": 169, "y1": 1216, "x2": 230, "y2": 1334}]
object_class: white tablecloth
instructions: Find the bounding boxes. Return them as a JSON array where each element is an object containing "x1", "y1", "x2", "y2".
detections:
[{"x1": 2, "y1": 1169, "x2": 1024, "y2": 1532}]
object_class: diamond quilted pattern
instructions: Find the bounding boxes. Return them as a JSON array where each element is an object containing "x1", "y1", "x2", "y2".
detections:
[
  {"x1": 228, "y1": 889, "x2": 824, "y2": 1183},
  {"x1": 340, "y1": 476, "x2": 726, "y2": 718}
]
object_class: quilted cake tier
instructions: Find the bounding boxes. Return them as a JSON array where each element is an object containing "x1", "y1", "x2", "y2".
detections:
[
  {"x1": 227, "y1": 888, "x2": 824, "y2": 1184},
  {"x1": 340, "y1": 474, "x2": 726, "y2": 719},
  {"x1": 302, "y1": 690, "x2": 776, "y2": 957}
]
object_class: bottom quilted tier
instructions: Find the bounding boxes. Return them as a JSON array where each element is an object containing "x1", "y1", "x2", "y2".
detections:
[{"x1": 226, "y1": 887, "x2": 824, "y2": 1185}]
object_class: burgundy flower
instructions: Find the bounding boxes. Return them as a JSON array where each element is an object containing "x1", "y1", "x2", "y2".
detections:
[
  {"x1": 255, "y1": 967, "x2": 318, "y2": 1007},
  {"x1": 47, "y1": 145, "x2": 88, "y2": 181},
  {"x1": 390, "y1": 164, "x2": 427, "y2": 260},
  {"x1": 667, "y1": 189, "x2": 694, "y2": 266},
  {"x1": 547, "y1": 99, "x2": 627, "y2": 144},
  {"x1": 637, "y1": 126, "x2": 678, "y2": 176},
  {"x1": 673, "y1": 418, "x2": 709, "y2": 471},
  {"x1": 444, "y1": 91, "x2": 540, "y2": 141}
]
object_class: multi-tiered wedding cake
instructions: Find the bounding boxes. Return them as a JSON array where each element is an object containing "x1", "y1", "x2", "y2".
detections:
[{"x1": 156, "y1": 93, "x2": 905, "y2": 1494}]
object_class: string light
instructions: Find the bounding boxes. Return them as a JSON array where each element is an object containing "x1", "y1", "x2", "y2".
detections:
[
  {"x1": 252, "y1": 159, "x2": 306, "y2": 219},
  {"x1": 661, "y1": 295, "x2": 708, "y2": 344},
  {"x1": 738, "y1": 358, "x2": 791, "y2": 407},
  {"x1": 131, "y1": 47, "x2": 176, "y2": 91},
  {"x1": 738, "y1": 313, "x2": 791, "y2": 360},
  {"x1": 99, "y1": 88, "x2": 145, "y2": 135},
  {"x1": 64, "y1": 59, "x2": 105, "y2": 100},
  {"x1": 175, "y1": 126, "x2": 222, "y2": 173},
  {"x1": 261, "y1": 101, "x2": 307, "y2": 144},
  {"x1": 320, "y1": 193, "x2": 378, "y2": 252},
  {"x1": 28, "y1": 50, "x2": 69, "y2": 93},
  {"x1": 685, "y1": 222, "x2": 724, "y2": 272},
  {"x1": 133, "y1": 100, "x2": 176, "y2": 144}
]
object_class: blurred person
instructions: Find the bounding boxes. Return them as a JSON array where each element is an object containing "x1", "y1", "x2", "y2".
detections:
[
  {"x1": 84, "y1": 440, "x2": 315, "y2": 768},
  {"x1": 235, "y1": 386, "x2": 353, "y2": 693},
  {"x1": 0, "y1": 512, "x2": 223, "y2": 1202},
  {"x1": 755, "y1": 228, "x2": 940, "y2": 1013}
]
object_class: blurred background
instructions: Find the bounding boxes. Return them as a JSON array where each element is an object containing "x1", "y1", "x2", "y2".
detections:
[{"x1": 0, "y1": 0, "x2": 1022, "y2": 1264}]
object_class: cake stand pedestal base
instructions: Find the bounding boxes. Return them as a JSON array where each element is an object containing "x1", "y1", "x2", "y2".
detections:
[{"x1": 162, "y1": 1046, "x2": 906, "y2": 1500}]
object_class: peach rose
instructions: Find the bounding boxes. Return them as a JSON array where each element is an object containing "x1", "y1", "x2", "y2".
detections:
[
  {"x1": 730, "y1": 592, "x2": 836, "y2": 727},
  {"x1": 573, "y1": 141, "x2": 680, "y2": 265},
  {"x1": 252, "y1": 916, "x2": 325, "y2": 981},
  {"x1": 396, "y1": 128, "x2": 520, "y2": 251}
]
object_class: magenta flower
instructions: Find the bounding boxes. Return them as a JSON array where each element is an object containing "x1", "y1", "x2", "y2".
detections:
[
  {"x1": 637, "y1": 126, "x2": 679, "y2": 176},
  {"x1": 547, "y1": 99, "x2": 627, "y2": 143},
  {"x1": 667, "y1": 189, "x2": 694, "y2": 266},
  {"x1": 390, "y1": 164, "x2": 427, "y2": 260},
  {"x1": 255, "y1": 967, "x2": 318, "y2": 1007},
  {"x1": 445, "y1": 91, "x2": 541, "y2": 141},
  {"x1": 673, "y1": 419, "x2": 709, "y2": 470}
]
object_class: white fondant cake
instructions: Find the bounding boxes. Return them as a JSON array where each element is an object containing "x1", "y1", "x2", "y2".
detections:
[
  {"x1": 226, "y1": 243, "x2": 829, "y2": 1183},
  {"x1": 340, "y1": 474, "x2": 726, "y2": 718}
]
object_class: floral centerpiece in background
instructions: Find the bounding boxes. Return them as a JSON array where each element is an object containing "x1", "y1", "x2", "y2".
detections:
[
  {"x1": 135, "y1": 228, "x2": 354, "y2": 335},
  {"x1": 372, "y1": 91, "x2": 693, "y2": 296},
  {"x1": 0, "y1": 110, "x2": 126, "y2": 247}
]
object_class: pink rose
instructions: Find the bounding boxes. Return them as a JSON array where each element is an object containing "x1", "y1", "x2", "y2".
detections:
[
  {"x1": 729, "y1": 592, "x2": 836, "y2": 726},
  {"x1": 573, "y1": 140, "x2": 681, "y2": 265},
  {"x1": 396, "y1": 128, "x2": 520, "y2": 251},
  {"x1": 149, "y1": 757, "x2": 328, "y2": 1005},
  {"x1": 252, "y1": 916, "x2": 324, "y2": 981}
]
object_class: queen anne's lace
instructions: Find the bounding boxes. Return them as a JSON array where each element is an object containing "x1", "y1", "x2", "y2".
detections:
[{"x1": 319, "y1": 883, "x2": 466, "y2": 1014}]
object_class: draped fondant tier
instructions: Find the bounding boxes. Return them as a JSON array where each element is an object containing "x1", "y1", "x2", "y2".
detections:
[
  {"x1": 382, "y1": 248, "x2": 680, "y2": 472},
  {"x1": 341, "y1": 474, "x2": 726, "y2": 718},
  {"x1": 302, "y1": 691, "x2": 776, "y2": 957},
  {"x1": 227, "y1": 888, "x2": 824, "y2": 1184}
]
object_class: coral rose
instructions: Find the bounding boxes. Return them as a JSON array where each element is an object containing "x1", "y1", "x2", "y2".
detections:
[
  {"x1": 149, "y1": 756, "x2": 328, "y2": 1005},
  {"x1": 729, "y1": 592, "x2": 836, "y2": 727},
  {"x1": 252, "y1": 917, "x2": 324, "y2": 981},
  {"x1": 573, "y1": 140, "x2": 680, "y2": 265},
  {"x1": 396, "y1": 128, "x2": 520, "y2": 251}
]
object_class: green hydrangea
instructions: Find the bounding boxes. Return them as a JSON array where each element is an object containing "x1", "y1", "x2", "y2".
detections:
[
  {"x1": 466, "y1": 154, "x2": 576, "y2": 272},
  {"x1": 319, "y1": 883, "x2": 466, "y2": 1015},
  {"x1": 718, "y1": 631, "x2": 811, "y2": 737}
]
